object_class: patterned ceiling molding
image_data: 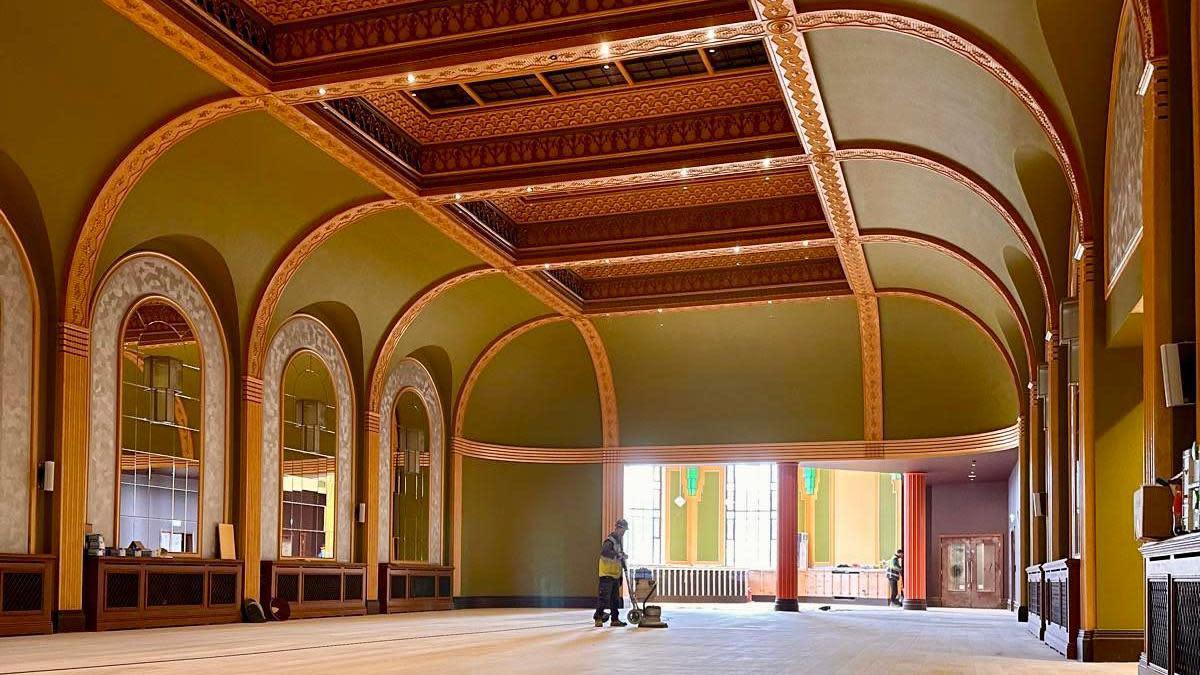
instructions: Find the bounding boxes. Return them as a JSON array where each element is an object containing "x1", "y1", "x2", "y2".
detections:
[
  {"x1": 861, "y1": 231, "x2": 1035, "y2": 370},
  {"x1": 571, "y1": 318, "x2": 620, "y2": 448},
  {"x1": 103, "y1": 0, "x2": 269, "y2": 93},
  {"x1": 245, "y1": 198, "x2": 403, "y2": 377},
  {"x1": 272, "y1": 20, "x2": 767, "y2": 102},
  {"x1": 494, "y1": 169, "x2": 816, "y2": 223},
  {"x1": 793, "y1": 8, "x2": 1093, "y2": 242},
  {"x1": 265, "y1": 100, "x2": 582, "y2": 317},
  {"x1": 595, "y1": 292, "x2": 836, "y2": 318},
  {"x1": 369, "y1": 71, "x2": 782, "y2": 145},
  {"x1": 453, "y1": 315, "x2": 566, "y2": 437},
  {"x1": 835, "y1": 147, "x2": 1056, "y2": 328},
  {"x1": 452, "y1": 422, "x2": 1020, "y2": 465},
  {"x1": 877, "y1": 289, "x2": 1024, "y2": 393},
  {"x1": 426, "y1": 154, "x2": 813, "y2": 203},
  {"x1": 753, "y1": 2, "x2": 882, "y2": 442},
  {"x1": 367, "y1": 265, "x2": 499, "y2": 410},
  {"x1": 545, "y1": 243, "x2": 839, "y2": 278},
  {"x1": 63, "y1": 95, "x2": 265, "y2": 326}
]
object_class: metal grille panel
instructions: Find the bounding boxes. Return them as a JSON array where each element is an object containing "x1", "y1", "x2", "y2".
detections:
[
  {"x1": 344, "y1": 574, "x2": 363, "y2": 601},
  {"x1": 1149, "y1": 580, "x2": 1169, "y2": 669},
  {"x1": 544, "y1": 64, "x2": 626, "y2": 93},
  {"x1": 438, "y1": 575, "x2": 451, "y2": 598},
  {"x1": 276, "y1": 573, "x2": 300, "y2": 602},
  {"x1": 468, "y1": 75, "x2": 549, "y2": 103},
  {"x1": 303, "y1": 574, "x2": 342, "y2": 602},
  {"x1": 390, "y1": 574, "x2": 407, "y2": 599},
  {"x1": 147, "y1": 572, "x2": 204, "y2": 606},
  {"x1": 623, "y1": 50, "x2": 706, "y2": 83},
  {"x1": 1028, "y1": 580, "x2": 1041, "y2": 616},
  {"x1": 105, "y1": 572, "x2": 139, "y2": 609},
  {"x1": 1048, "y1": 580, "x2": 1066, "y2": 627},
  {"x1": 413, "y1": 85, "x2": 477, "y2": 110},
  {"x1": 1177, "y1": 581, "x2": 1200, "y2": 675},
  {"x1": 209, "y1": 573, "x2": 237, "y2": 606},
  {"x1": 2, "y1": 572, "x2": 43, "y2": 612},
  {"x1": 411, "y1": 575, "x2": 436, "y2": 598},
  {"x1": 707, "y1": 41, "x2": 769, "y2": 71}
]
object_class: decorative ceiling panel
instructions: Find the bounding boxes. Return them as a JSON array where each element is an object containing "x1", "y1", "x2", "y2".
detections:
[{"x1": 573, "y1": 245, "x2": 840, "y2": 280}]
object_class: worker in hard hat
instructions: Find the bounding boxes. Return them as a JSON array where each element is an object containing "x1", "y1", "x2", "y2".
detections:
[{"x1": 594, "y1": 518, "x2": 629, "y2": 627}]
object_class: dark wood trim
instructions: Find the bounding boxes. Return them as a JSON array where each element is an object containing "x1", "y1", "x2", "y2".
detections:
[
  {"x1": 378, "y1": 563, "x2": 453, "y2": 614},
  {"x1": 83, "y1": 557, "x2": 243, "y2": 631},
  {"x1": 1078, "y1": 629, "x2": 1143, "y2": 663},
  {"x1": 453, "y1": 595, "x2": 595, "y2": 609},
  {"x1": 261, "y1": 560, "x2": 367, "y2": 620},
  {"x1": 53, "y1": 609, "x2": 86, "y2": 633},
  {"x1": 0, "y1": 554, "x2": 55, "y2": 636}
]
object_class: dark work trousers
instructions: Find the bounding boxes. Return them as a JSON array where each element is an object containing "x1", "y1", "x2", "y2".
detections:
[
  {"x1": 593, "y1": 575, "x2": 622, "y2": 621},
  {"x1": 888, "y1": 577, "x2": 900, "y2": 606}
]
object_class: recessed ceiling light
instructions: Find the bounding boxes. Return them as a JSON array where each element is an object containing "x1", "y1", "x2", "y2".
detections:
[
  {"x1": 733, "y1": 245, "x2": 741, "y2": 254},
  {"x1": 454, "y1": 193, "x2": 462, "y2": 201},
  {"x1": 708, "y1": 48, "x2": 716, "y2": 54},
  {"x1": 603, "y1": 64, "x2": 611, "y2": 70},
  {"x1": 526, "y1": 186, "x2": 533, "y2": 193},
  {"x1": 599, "y1": 43, "x2": 611, "y2": 58},
  {"x1": 762, "y1": 158, "x2": 772, "y2": 169},
  {"x1": 680, "y1": 168, "x2": 690, "y2": 178},
  {"x1": 543, "y1": 263, "x2": 550, "y2": 269},
  {"x1": 406, "y1": 73, "x2": 416, "y2": 84},
  {"x1": 317, "y1": 87, "x2": 327, "y2": 96},
  {"x1": 657, "y1": 308, "x2": 663, "y2": 314},
  {"x1": 706, "y1": 28, "x2": 716, "y2": 40}
]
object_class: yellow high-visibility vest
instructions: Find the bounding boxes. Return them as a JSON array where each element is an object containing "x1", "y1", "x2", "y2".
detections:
[{"x1": 598, "y1": 556, "x2": 622, "y2": 578}]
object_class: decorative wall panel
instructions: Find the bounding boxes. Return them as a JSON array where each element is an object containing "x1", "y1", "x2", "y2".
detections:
[
  {"x1": 259, "y1": 315, "x2": 355, "y2": 562},
  {"x1": 1105, "y1": 10, "x2": 1145, "y2": 287},
  {"x1": 377, "y1": 358, "x2": 444, "y2": 565},
  {"x1": 87, "y1": 254, "x2": 227, "y2": 558},
  {"x1": 0, "y1": 215, "x2": 35, "y2": 554}
]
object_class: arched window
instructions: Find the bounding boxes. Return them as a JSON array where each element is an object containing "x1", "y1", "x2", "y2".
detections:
[
  {"x1": 280, "y1": 351, "x2": 337, "y2": 559},
  {"x1": 117, "y1": 300, "x2": 202, "y2": 554},
  {"x1": 391, "y1": 390, "x2": 430, "y2": 562}
]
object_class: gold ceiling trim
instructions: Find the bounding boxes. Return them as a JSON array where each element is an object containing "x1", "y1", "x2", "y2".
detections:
[
  {"x1": 426, "y1": 154, "x2": 813, "y2": 203},
  {"x1": 877, "y1": 289, "x2": 1023, "y2": 394},
  {"x1": 452, "y1": 422, "x2": 1020, "y2": 464},
  {"x1": 246, "y1": 198, "x2": 404, "y2": 377},
  {"x1": 571, "y1": 318, "x2": 620, "y2": 448},
  {"x1": 518, "y1": 238, "x2": 837, "y2": 273},
  {"x1": 273, "y1": 20, "x2": 767, "y2": 103},
  {"x1": 794, "y1": 8, "x2": 1093, "y2": 243},
  {"x1": 63, "y1": 96, "x2": 266, "y2": 326},
  {"x1": 367, "y1": 265, "x2": 499, "y2": 410},
  {"x1": 555, "y1": 245, "x2": 839, "y2": 280},
  {"x1": 754, "y1": 2, "x2": 882, "y2": 442},
  {"x1": 371, "y1": 71, "x2": 782, "y2": 144},
  {"x1": 493, "y1": 169, "x2": 816, "y2": 223},
  {"x1": 453, "y1": 315, "x2": 566, "y2": 438},
  {"x1": 861, "y1": 231, "x2": 1035, "y2": 375},
  {"x1": 836, "y1": 147, "x2": 1057, "y2": 329},
  {"x1": 594, "y1": 292, "x2": 843, "y2": 318}
]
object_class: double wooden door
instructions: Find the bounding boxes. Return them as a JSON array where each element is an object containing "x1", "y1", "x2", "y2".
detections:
[{"x1": 939, "y1": 535, "x2": 1004, "y2": 609}]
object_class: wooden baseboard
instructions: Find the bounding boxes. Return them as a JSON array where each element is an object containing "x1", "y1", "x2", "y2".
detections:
[
  {"x1": 453, "y1": 596, "x2": 596, "y2": 609},
  {"x1": 53, "y1": 610, "x2": 86, "y2": 633},
  {"x1": 1078, "y1": 629, "x2": 1142, "y2": 663},
  {"x1": 751, "y1": 594, "x2": 776, "y2": 602}
]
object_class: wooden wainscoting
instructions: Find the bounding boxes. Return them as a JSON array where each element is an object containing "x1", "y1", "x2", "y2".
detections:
[
  {"x1": 378, "y1": 563, "x2": 453, "y2": 613},
  {"x1": 0, "y1": 554, "x2": 55, "y2": 636},
  {"x1": 1026, "y1": 564, "x2": 1045, "y2": 641},
  {"x1": 83, "y1": 557, "x2": 242, "y2": 631},
  {"x1": 261, "y1": 560, "x2": 366, "y2": 620},
  {"x1": 1141, "y1": 533, "x2": 1200, "y2": 674},
  {"x1": 1043, "y1": 558, "x2": 1080, "y2": 659}
]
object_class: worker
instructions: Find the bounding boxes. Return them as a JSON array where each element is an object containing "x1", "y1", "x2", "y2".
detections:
[
  {"x1": 594, "y1": 518, "x2": 629, "y2": 627},
  {"x1": 886, "y1": 549, "x2": 904, "y2": 607}
]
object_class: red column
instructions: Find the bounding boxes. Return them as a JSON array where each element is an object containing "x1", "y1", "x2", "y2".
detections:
[
  {"x1": 902, "y1": 472, "x2": 928, "y2": 610},
  {"x1": 776, "y1": 462, "x2": 799, "y2": 611}
]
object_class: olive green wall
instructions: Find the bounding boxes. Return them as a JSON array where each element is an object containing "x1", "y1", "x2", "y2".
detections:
[
  {"x1": 598, "y1": 298, "x2": 865, "y2": 446},
  {"x1": 463, "y1": 321, "x2": 602, "y2": 448},
  {"x1": 459, "y1": 457, "x2": 600, "y2": 598},
  {"x1": 1094, "y1": 346, "x2": 1144, "y2": 630},
  {"x1": 0, "y1": 1, "x2": 227, "y2": 279},
  {"x1": 103, "y1": 112, "x2": 381, "y2": 341},
  {"x1": 880, "y1": 295, "x2": 1019, "y2": 438}
]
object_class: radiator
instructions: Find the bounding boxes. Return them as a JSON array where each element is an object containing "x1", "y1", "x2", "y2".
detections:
[{"x1": 642, "y1": 566, "x2": 750, "y2": 603}]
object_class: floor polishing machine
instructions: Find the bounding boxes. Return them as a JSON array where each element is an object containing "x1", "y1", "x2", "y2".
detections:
[{"x1": 623, "y1": 566, "x2": 668, "y2": 628}]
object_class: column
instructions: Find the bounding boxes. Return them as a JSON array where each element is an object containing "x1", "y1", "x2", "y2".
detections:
[
  {"x1": 1046, "y1": 342, "x2": 1070, "y2": 561},
  {"x1": 238, "y1": 376, "x2": 264, "y2": 601},
  {"x1": 776, "y1": 462, "x2": 799, "y2": 612},
  {"x1": 52, "y1": 323, "x2": 90, "y2": 630},
  {"x1": 363, "y1": 411, "x2": 381, "y2": 609},
  {"x1": 902, "y1": 472, "x2": 927, "y2": 611},
  {"x1": 1028, "y1": 389, "x2": 1046, "y2": 565}
]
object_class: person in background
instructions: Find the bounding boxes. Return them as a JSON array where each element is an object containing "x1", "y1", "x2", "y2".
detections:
[
  {"x1": 887, "y1": 549, "x2": 904, "y2": 607},
  {"x1": 594, "y1": 518, "x2": 629, "y2": 627}
]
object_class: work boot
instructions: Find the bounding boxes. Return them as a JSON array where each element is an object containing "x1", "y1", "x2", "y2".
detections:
[
  {"x1": 609, "y1": 617, "x2": 627, "y2": 627},
  {"x1": 594, "y1": 612, "x2": 607, "y2": 627}
]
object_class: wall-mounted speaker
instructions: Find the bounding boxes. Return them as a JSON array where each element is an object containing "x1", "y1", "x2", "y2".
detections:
[
  {"x1": 1161, "y1": 342, "x2": 1196, "y2": 407},
  {"x1": 1031, "y1": 492, "x2": 1047, "y2": 517},
  {"x1": 1036, "y1": 365, "x2": 1049, "y2": 399},
  {"x1": 1059, "y1": 300, "x2": 1079, "y2": 344},
  {"x1": 357, "y1": 502, "x2": 367, "y2": 523},
  {"x1": 39, "y1": 460, "x2": 55, "y2": 492}
]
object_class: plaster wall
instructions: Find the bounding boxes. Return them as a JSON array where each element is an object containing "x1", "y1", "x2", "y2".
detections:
[{"x1": 926, "y1": 480, "x2": 1009, "y2": 607}]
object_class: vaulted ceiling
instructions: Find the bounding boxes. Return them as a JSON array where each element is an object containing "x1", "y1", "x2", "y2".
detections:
[{"x1": 0, "y1": 0, "x2": 1126, "y2": 445}]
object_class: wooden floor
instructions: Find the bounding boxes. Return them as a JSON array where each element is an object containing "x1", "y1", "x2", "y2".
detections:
[{"x1": 0, "y1": 604, "x2": 1135, "y2": 674}]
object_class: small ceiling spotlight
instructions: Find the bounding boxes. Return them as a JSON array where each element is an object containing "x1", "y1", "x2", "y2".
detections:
[
  {"x1": 406, "y1": 73, "x2": 416, "y2": 84},
  {"x1": 762, "y1": 157, "x2": 772, "y2": 169},
  {"x1": 543, "y1": 263, "x2": 551, "y2": 269},
  {"x1": 657, "y1": 308, "x2": 664, "y2": 314},
  {"x1": 680, "y1": 168, "x2": 690, "y2": 178},
  {"x1": 602, "y1": 64, "x2": 611, "y2": 70},
  {"x1": 706, "y1": 28, "x2": 717, "y2": 40},
  {"x1": 454, "y1": 193, "x2": 462, "y2": 201},
  {"x1": 317, "y1": 87, "x2": 327, "y2": 96},
  {"x1": 733, "y1": 245, "x2": 742, "y2": 254},
  {"x1": 768, "y1": 300, "x2": 774, "y2": 305},
  {"x1": 599, "y1": 43, "x2": 611, "y2": 58},
  {"x1": 801, "y1": 240, "x2": 809, "y2": 247},
  {"x1": 526, "y1": 186, "x2": 533, "y2": 193}
]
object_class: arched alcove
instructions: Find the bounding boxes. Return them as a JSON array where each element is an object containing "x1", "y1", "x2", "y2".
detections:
[{"x1": 0, "y1": 209, "x2": 37, "y2": 553}]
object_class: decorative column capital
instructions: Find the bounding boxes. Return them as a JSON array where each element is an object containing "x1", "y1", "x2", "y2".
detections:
[
  {"x1": 56, "y1": 322, "x2": 90, "y2": 357},
  {"x1": 241, "y1": 375, "x2": 263, "y2": 404},
  {"x1": 363, "y1": 410, "x2": 380, "y2": 434}
]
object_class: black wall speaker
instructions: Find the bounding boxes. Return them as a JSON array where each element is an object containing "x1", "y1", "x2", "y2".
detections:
[{"x1": 1161, "y1": 342, "x2": 1196, "y2": 407}]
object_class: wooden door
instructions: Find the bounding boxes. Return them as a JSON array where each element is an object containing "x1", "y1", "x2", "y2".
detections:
[{"x1": 939, "y1": 535, "x2": 1004, "y2": 609}]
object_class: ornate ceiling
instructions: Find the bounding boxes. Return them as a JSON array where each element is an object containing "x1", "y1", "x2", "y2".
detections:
[{"x1": 94, "y1": 0, "x2": 1126, "y2": 439}]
